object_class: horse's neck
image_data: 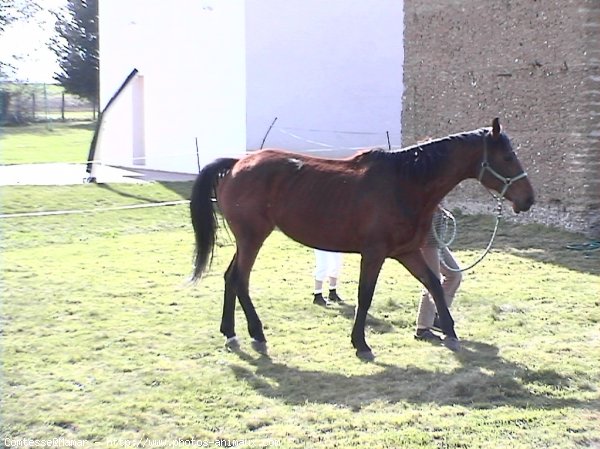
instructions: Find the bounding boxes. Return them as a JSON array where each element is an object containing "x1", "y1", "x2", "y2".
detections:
[{"x1": 422, "y1": 136, "x2": 481, "y2": 207}]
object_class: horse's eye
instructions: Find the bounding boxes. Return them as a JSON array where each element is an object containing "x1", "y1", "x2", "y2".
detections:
[{"x1": 503, "y1": 154, "x2": 514, "y2": 162}]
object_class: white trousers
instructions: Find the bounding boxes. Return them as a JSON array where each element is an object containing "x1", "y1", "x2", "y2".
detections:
[{"x1": 314, "y1": 250, "x2": 343, "y2": 282}]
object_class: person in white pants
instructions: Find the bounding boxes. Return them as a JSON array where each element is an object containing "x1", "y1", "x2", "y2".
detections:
[{"x1": 313, "y1": 249, "x2": 345, "y2": 306}]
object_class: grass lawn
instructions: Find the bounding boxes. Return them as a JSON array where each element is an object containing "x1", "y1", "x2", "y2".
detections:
[
  {"x1": 1, "y1": 182, "x2": 599, "y2": 448},
  {"x1": 0, "y1": 121, "x2": 95, "y2": 165}
]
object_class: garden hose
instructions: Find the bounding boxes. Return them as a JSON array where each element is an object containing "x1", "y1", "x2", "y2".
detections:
[{"x1": 565, "y1": 240, "x2": 600, "y2": 252}]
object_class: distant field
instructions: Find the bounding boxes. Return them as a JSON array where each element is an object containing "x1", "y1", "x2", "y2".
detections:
[
  {"x1": 0, "y1": 121, "x2": 95, "y2": 165},
  {"x1": 1, "y1": 82, "x2": 96, "y2": 123}
]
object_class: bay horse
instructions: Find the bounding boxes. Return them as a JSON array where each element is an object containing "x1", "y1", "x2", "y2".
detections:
[{"x1": 190, "y1": 118, "x2": 534, "y2": 360}]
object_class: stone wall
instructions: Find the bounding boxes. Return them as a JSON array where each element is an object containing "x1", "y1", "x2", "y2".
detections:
[{"x1": 402, "y1": 0, "x2": 600, "y2": 237}]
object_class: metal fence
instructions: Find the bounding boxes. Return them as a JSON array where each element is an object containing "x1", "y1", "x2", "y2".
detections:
[{"x1": 0, "y1": 82, "x2": 96, "y2": 124}]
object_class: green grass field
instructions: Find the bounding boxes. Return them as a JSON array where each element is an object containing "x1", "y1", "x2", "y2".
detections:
[
  {"x1": 1, "y1": 124, "x2": 599, "y2": 448},
  {"x1": 0, "y1": 121, "x2": 95, "y2": 165},
  {"x1": 1, "y1": 181, "x2": 599, "y2": 448}
]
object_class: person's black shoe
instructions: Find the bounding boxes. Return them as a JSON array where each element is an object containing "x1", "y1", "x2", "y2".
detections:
[
  {"x1": 328, "y1": 289, "x2": 344, "y2": 303},
  {"x1": 414, "y1": 328, "x2": 442, "y2": 343},
  {"x1": 313, "y1": 293, "x2": 330, "y2": 307}
]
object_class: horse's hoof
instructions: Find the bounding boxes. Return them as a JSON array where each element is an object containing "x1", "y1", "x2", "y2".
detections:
[
  {"x1": 443, "y1": 337, "x2": 461, "y2": 352},
  {"x1": 225, "y1": 336, "x2": 240, "y2": 351},
  {"x1": 356, "y1": 350, "x2": 375, "y2": 362},
  {"x1": 251, "y1": 339, "x2": 268, "y2": 355}
]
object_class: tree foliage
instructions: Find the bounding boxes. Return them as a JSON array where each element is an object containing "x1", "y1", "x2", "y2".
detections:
[
  {"x1": 0, "y1": 0, "x2": 41, "y2": 79},
  {"x1": 52, "y1": 0, "x2": 98, "y2": 105},
  {"x1": 0, "y1": 0, "x2": 40, "y2": 34}
]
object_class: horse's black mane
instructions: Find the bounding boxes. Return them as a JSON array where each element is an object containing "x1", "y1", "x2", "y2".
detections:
[{"x1": 366, "y1": 128, "x2": 487, "y2": 182}]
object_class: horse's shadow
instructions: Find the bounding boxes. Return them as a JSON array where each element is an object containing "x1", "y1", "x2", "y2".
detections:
[
  {"x1": 228, "y1": 340, "x2": 593, "y2": 411},
  {"x1": 332, "y1": 302, "x2": 399, "y2": 334},
  {"x1": 96, "y1": 181, "x2": 192, "y2": 203}
]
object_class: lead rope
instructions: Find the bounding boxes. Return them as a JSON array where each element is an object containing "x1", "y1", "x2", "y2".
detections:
[{"x1": 432, "y1": 196, "x2": 504, "y2": 273}]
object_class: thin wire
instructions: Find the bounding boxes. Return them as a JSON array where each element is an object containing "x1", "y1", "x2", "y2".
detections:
[
  {"x1": 275, "y1": 125, "x2": 386, "y2": 136},
  {"x1": 275, "y1": 128, "x2": 393, "y2": 151},
  {"x1": 15, "y1": 139, "x2": 383, "y2": 168},
  {"x1": 0, "y1": 200, "x2": 190, "y2": 219}
]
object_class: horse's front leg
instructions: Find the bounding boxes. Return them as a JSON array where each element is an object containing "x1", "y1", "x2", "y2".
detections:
[
  {"x1": 396, "y1": 250, "x2": 461, "y2": 351},
  {"x1": 351, "y1": 252, "x2": 385, "y2": 361}
]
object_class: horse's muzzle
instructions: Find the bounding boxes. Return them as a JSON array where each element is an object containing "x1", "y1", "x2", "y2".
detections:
[{"x1": 513, "y1": 196, "x2": 535, "y2": 213}]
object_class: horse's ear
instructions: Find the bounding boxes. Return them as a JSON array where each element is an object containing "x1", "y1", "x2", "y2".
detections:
[{"x1": 491, "y1": 117, "x2": 501, "y2": 139}]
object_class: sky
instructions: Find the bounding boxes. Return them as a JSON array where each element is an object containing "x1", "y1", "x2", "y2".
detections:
[{"x1": 0, "y1": 0, "x2": 67, "y2": 83}]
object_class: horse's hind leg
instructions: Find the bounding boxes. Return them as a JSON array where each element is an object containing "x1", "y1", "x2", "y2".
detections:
[
  {"x1": 229, "y1": 229, "x2": 272, "y2": 354},
  {"x1": 221, "y1": 256, "x2": 239, "y2": 350}
]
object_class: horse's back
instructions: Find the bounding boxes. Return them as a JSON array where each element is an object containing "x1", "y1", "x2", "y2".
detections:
[
  {"x1": 216, "y1": 148, "x2": 404, "y2": 251},
  {"x1": 232, "y1": 148, "x2": 364, "y2": 174},
  {"x1": 222, "y1": 148, "x2": 367, "y2": 195}
]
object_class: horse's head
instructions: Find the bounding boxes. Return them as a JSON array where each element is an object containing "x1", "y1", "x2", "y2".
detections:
[{"x1": 478, "y1": 118, "x2": 535, "y2": 213}]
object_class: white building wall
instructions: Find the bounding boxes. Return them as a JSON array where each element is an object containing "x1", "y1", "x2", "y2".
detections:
[
  {"x1": 245, "y1": 0, "x2": 404, "y2": 156},
  {"x1": 95, "y1": 1, "x2": 403, "y2": 174},
  {"x1": 97, "y1": 0, "x2": 246, "y2": 174}
]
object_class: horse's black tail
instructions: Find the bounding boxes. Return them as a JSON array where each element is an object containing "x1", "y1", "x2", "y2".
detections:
[{"x1": 190, "y1": 157, "x2": 239, "y2": 281}]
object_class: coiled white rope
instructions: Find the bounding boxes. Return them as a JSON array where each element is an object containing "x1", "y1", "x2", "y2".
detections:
[{"x1": 432, "y1": 200, "x2": 504, "y2": 272}]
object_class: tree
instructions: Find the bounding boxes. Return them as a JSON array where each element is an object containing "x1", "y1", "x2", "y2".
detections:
[
  {"x1": 0, "y1": 0, "x2": 40, "y2": 34},
  {"x1": 0, "y1": 0, "x2": 41, "y2": 79},
  {"x1": 51, "y1": 0, "x2": 98, "y2": 113}
]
